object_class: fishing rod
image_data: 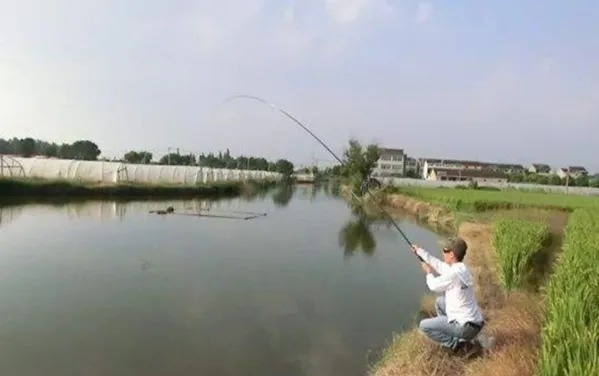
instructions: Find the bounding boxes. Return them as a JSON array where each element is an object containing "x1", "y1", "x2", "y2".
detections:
[{"x1": 223, "y1": 94, "x2": 424, "y2": 262}]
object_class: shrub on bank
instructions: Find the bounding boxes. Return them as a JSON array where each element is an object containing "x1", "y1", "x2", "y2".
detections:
[
  {"x1": 492, "y1": 219, "x2": 551, "y2": 292},
  {"x1": 538, "y1": 209, "x2": 599, "y2": 376}
]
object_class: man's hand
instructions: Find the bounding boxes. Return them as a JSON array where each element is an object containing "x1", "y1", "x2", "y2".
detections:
[
  {"x1": 411, "y1": 244, "x2": 419, "y2": 254},
  {"x1": 421, "y1": 262, "x2": 432, "y2": 275}
]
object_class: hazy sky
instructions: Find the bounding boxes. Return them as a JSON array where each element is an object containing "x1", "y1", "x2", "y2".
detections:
[{"x1": 1, "y1": 1, "x2": 597, "y2": 171}]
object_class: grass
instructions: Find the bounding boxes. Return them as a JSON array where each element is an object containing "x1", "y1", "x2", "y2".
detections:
[
  {"x1": 492, "y1": 219, "x2": 551, "y2": 292},
  {"x1": 387, "y1": 186, "x2": 599, "y2": 212},
  {"x1": 0, "y1": 177, "x2": 277, "y2": 199},
  {"x1": 538, "y1": 209, "x2": 599, "y2": 376}
]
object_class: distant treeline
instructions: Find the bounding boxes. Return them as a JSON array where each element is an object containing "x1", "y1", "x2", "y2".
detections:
[
  {"x1": 506, "y1": 172, "x2": 599, "y2": 188},
  {"x1": 0, "y1": 137, "x2": 295, "y2": 176}
]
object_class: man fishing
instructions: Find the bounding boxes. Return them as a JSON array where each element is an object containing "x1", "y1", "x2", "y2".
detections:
[{"x1": 411, "y1": 237, "x2": 494, "y2": 356}]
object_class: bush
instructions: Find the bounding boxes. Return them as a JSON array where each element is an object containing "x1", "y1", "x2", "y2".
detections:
[{"x1": 492, "y1": 219, "x2": 550, "y2": 292}]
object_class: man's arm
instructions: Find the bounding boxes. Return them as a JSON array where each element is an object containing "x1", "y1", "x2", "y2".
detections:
[
  {"x1": 425, "y1": 268, "x2": 457, "y2": 292},
  {"x1": 414, "y1": 246, "x2": 451, "y2": 274}
]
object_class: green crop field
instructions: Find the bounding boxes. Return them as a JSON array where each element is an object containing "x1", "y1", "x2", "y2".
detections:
[
  {"x1": 538, "y1": 209, "x2": 599, "y2": 376},
  {"x1": 390, "y1": 186, "x2": 599, "y2": 212},
  {"x1": 492, "y1": 219, "x2": 550, "y2": 291}
]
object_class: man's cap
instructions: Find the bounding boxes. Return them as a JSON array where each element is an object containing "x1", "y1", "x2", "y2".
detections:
[{"x1": 443, "y1": 237, "x2": 468, "y2": 259}]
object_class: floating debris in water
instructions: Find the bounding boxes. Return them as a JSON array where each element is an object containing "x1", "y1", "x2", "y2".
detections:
[{"x1": 149, "y1": 207, "x2": 267, "y2": 220}]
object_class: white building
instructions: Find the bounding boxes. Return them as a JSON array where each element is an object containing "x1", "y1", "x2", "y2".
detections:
[
  {"x1": 557, "y1": 166, "x2": 588, "y2": 179},
  {"x1": 372, "y1": 148, "x2": 405, "y2": 177}
]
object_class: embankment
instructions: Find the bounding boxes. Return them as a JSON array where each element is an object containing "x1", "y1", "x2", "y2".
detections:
[
  {"x1": 370, "y1": 191, "x2": 559, "y2": 376},
  {"x1": 0, "y1": 177, "x2": 276, "y2": 201}
]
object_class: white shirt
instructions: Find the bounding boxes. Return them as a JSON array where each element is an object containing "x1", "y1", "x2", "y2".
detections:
[{"x1": 416, "y1": 247, "x2": 484, "y2": 325}]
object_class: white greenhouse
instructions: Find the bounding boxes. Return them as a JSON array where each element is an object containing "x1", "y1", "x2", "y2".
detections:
[{"x1": 2, "y1": 156, "x2": 281, "y2": 185}]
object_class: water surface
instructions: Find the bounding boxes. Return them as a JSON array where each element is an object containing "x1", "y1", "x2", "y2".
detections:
[{"x1": 0, "y1": 185, "x2": 444, "y2": 376}]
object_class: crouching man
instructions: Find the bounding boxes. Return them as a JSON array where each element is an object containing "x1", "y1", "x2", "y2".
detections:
[{"x1": 412, "y1": 237, "x2": 494, "y2": 356}]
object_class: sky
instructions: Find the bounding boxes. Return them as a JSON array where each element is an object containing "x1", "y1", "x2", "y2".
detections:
[{"x1": 1, "y1": 0, "x2": 598, "y2": 171}]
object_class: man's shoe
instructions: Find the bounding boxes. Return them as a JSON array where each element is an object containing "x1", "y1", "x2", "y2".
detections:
[
  {"x1": 454, "y1": 341, "x2": 482, "y2": 359},
  {"x1": 474, "y1": 332, "x2": 497, "y2": 350}
]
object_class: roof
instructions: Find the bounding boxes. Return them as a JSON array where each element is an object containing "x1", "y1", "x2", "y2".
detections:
[
  {"x1": 378, "y1": 147, "x2": 404, "y2": 156},
  {"x1": 568, "y1": 166, "x2": 587, "y2": 172},
  {"x1": 431, "y1": 168, "x2": 509, "y2": 179},
  {"x1": 423, "y1": 158, "x2": 523, "y2": 169},
  {"x1": 559, "y1": 166, "x2": 588, "y2": 172}
]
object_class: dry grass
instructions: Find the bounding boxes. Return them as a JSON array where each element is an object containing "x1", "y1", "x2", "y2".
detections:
[{"x1": 371, "y1": 195, "x2": 553, "y2": 376}]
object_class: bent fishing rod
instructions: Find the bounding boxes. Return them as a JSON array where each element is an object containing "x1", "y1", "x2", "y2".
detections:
[{"x1": 223, "y1": 94, "x2": 424, "y2": 262}]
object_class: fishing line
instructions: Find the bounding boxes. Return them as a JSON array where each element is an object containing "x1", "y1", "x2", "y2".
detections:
[{"x1": 222, "y1": 94, "x2": 423, "y2": 262}]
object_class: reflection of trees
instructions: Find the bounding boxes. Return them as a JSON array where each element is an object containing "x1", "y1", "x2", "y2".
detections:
[
  {"x1": 338, "y1": 215, "x2": 377, "y2": 257},
  {"x1": 272, "y1": 184, "x2": 294, "y2": 207}
]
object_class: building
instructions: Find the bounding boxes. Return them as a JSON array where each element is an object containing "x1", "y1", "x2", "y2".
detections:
[
  {"x1": 529, "y1": 164, "x2": 552, "y2": 174},
  {"x1": 557, "y1": 166, "x2": 588, "y2": 179},
  {"x1": 421, "y1": 158, "x2": 524, "y2": 179},
  {"x1": 427, "y1": 168, "x2": 509, "y2": 184},
  {"x1": 372, "y1": 148, "x2": 406, "y2": 177}
]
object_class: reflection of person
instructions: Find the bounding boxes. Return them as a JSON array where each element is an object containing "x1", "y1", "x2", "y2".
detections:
[{"x1": 411, "y1": 237, "x2": 495, "y2": 356}]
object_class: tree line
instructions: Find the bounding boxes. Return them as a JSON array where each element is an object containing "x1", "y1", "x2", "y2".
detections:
[
  {"x1": 1, "y1": 137, "x2": 294, "y2": 177},
  {"x1": 0, "y1": 137, "x2": 101, "y2": 160},
  {"x1": 506, "y1": 171, "x2": 599, "y2": 188}
]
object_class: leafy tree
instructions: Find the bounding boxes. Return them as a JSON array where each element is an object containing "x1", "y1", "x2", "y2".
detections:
[
  {"x1": 405, "y1": 169, "x2": 419, "y2": 178},
  {"x1": 70, "y1": 140, "x2": 101, "y2": 160},
  {"x1": 159, "y1": 153, "x2": 196, "y2": 165},
  {"x1": 275, "y1": 159, "x2": 294, "y2": 178},
  {"x1": 342, "y1": 139, "x2": 380, "y2": 195},
  {"x1": 573, "y1": 175, "x2": 589, "y2": 187},
  {"x1": 124, "y1": 151, "x2": 153, "y2": 164},
  {"x1": 16, "y1": 137, "x2": 36, "y2": 157},
  {"x1": 549, "y1": 174, "x2": 562, "y2": 186}
]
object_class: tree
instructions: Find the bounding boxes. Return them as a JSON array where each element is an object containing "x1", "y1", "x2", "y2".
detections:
[
  {"x1": 342, "y1": 139, "x2": 380, "y2": 195},
  {"x1": 405, "y1": 169, "x2": 419, "y2": 179},
  {"x1": 70, "y1": 140, "x2": 101, "y2": 160},
  {"x1": 124, "y1": 151, "x2": 153, "y2": 164},
  {"x1": 159, "y1": 153, "x2": 196, "y2": 165},
  {"x1": 573, "y1": 175, "x2": 589, "y2": 187},
  {"x1": 548, "y1": 174, "x2": 562, "y2": 186},
  {"x1": 275, "y1": 159, "x2": 294, "y2": 178},
  {"x1": 16, "y1": 137, "x2": 36, "y2": 157}
]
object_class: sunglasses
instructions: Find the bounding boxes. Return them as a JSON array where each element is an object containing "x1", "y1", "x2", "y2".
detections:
[{"x1": 442, "y1": 248, "x2": 452, "y2": 254}]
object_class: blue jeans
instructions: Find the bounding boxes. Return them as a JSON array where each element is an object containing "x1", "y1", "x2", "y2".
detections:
[{"x1": 419, "y1": 296, "x2": 481, "y2": 349}]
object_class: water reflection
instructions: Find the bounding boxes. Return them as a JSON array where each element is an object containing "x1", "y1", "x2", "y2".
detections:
[
  {"x1": 0, "y1": 206, "x2": 22, "y2": 229},
  {"x1": 338, "y1": 214, "x2": 377, "y2": 257},
  {"x1": 272, "y1": 185, "x2": 295, "y2": 207}
]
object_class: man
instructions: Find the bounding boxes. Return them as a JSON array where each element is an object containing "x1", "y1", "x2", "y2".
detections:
[{"x1": 411, "y1": 237, "x2": 495, "y2": 355}]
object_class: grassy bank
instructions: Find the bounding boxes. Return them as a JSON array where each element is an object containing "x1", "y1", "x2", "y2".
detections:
[
  {"x1": 0, "y1": 177, "x2": 276, "y2": 199},
  {"x1": 371, "y1": 187, "x2": 579, "y2": 376},
  {"x1": 388, "y1": 186, "x2": 599, "y2": 212},
  {"x1": 538, "y1": 209, "x2": 599, "y2": 375}
]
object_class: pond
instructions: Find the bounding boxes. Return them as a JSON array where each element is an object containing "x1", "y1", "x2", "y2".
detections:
[{"x1": 0, "y1": 184, "x2": 445, "y2": 376}]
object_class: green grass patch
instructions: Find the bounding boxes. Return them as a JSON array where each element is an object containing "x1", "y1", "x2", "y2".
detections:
[
  {"x1": 492, "y1": 219, "x2": 551, "y2": 292},
  {"x1": 388, "y1": 186, "x2": 599, "y2": 212},
  {"x1": 538, "y1": 209, "x2": 599, "y2": 376}
]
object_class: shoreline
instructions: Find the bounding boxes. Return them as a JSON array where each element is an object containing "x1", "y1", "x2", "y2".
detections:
[
  {"x1": 0, "y1": 177, "x2": 277, "y2": 200},
  {"x1": 366, "y1": 189, "x2": 564, "y2": 376}
]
